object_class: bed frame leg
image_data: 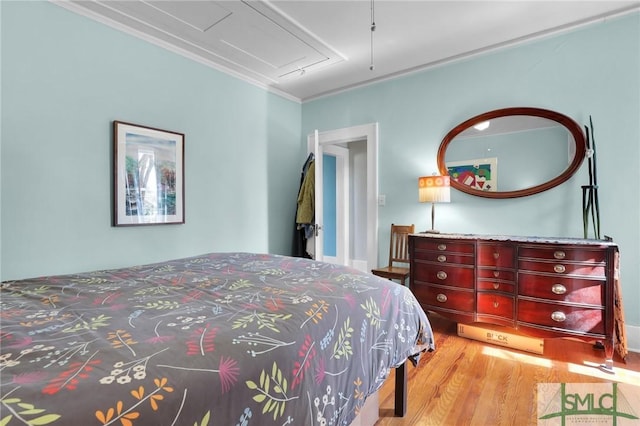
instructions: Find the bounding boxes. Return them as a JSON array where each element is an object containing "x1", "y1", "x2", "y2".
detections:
[{"x1": 394, "y1": 361, "x2": 407, "y2": 417}]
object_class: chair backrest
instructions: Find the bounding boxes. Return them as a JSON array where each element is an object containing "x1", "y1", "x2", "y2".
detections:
[{"x1": 388, "y1": 224, "x2": 415, "y2": 266}]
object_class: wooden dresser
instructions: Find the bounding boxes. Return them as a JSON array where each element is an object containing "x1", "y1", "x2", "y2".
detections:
[{"x1": 409, "y1": 233, "x2": 620, "y2": 370}]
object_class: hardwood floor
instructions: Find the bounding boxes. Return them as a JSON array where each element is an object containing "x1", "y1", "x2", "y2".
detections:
[{"x1": 375, "y1": 313, "x2": 640, "y2": 426}]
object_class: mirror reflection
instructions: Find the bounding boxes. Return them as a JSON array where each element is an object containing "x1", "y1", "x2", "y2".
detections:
[
  {"x1": 437, "y1": 107, "x2": 586, "y2": 199},
  {"x1": 445, "y1": 116, "x2": 572, "y2": 192}
]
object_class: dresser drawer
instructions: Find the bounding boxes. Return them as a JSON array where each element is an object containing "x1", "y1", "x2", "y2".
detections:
[
  {"x1": 412, "y1": 238, "x2": 474, "y2": 254},
  {"x1": 517, "y1": 299, "x2": 605, "y2": 335},
  {"x1": 477, "y1": 268, "x2": 516, "y2": 282},
  {"x1": 413, "y1": 262, "x2": 475, "y2": 289},
  {"x1": 412, "y1": 250, "x2": 474, "y2": 265},
  {"x1": 413, "y1": 284, "x2": 475, "y2": 312},
  {"x1": 519, "y1": 246, "x2": 606, "y2": 263},
  {"x1": 478, "y1": 243, "x2": 515, "y2": 268},
  {"x1": 518, "y1": 273, "x2": 604, "y2": 305},
  {"x1": 477, "y1": 280, "x2": 515, "y2": 293},
  {"x1": 518, "y1": 259, "x2": 605, "y2": 277},
  {"x1": 478, "y1": 268, "x2": 515, "y2": 296},
  {"x1": 478, "y1": 293, "x2": 514, "y2": 318}
]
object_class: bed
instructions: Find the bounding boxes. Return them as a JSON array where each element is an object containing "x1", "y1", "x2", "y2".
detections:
[{"x1": 0, "y1": 252, "x2": 434, "y2": 425}]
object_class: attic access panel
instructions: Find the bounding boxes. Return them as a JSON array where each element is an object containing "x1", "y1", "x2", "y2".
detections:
[{"x1": 69, "y1": 0, "x2": 344, "y2": 83}]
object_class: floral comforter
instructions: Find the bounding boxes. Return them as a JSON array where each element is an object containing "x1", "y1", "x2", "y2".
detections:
[{"x1": 0, "y1": 252, "x2": 434, "y2": 426}]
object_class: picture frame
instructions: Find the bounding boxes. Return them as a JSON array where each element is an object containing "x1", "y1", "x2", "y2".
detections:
[
  {"x1": 446, "y1": 157, "x2": 498, "y2": 192},
  {"x1": 113, "y1": 121, "x2": 184, "y2": 226}
]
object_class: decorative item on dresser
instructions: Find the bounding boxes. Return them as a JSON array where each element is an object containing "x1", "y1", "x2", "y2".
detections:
[
  {"x1": 417, "y1": 175, "x2": 451, "y2": 233},
  {"x1": 409, "y1": 233, "x2": 627, "y2": 373}
]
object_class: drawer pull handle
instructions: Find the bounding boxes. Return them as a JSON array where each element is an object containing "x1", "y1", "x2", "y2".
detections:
[
  {"x1": 436, "y1": 293, "x2": 448, "y2": 303},
  {"x1": 553, "y1": 264, "x2": 566, "y2": 273},
  {"x1": 551, "y1": 311, "x2": 566, "y2": 322},
  {"x1": 437, "y1": 255, "x2": 447, "y2": 263},
  {"x1": 493, "y1": 252, "x2": 500, "y2": 259},
  {"x1": 554, "y1": 250, "x2": 566, "y2": 260},
  {"x1": 551, "y1": 284, "x2": 567, "y2": 295},
  {"x1": 493, "y1": 283, "x2": 500, "y2": 290},
  {"x1": 437, "y1": 244, "x2": 447, "y2": 251},
  {"x1": 436, "y1": 271, "x2": 448, "y2": 280},
  {"x1": 493, "y1": 271, "x2": 500, "y2": 278}
]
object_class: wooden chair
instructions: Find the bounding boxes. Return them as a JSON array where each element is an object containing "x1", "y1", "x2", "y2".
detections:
[{"x1": 371, "y1": 224, "x2": 415, "y2": 285}]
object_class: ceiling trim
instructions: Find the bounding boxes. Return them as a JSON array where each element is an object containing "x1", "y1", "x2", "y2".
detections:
[
  {"x1": 51, "y1": 0, "x2": 303, "y2": 103},
  {"x1": 51, "y1": 1, "x2": 640, "y2": 104},
  {"x1": 302, "y1": 4, "x2": 640, "y2": 103}
]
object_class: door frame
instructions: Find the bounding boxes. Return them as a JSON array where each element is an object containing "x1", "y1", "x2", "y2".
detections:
[{"x1": 308, "y1": 123, "x2": 378, "y2": 271}]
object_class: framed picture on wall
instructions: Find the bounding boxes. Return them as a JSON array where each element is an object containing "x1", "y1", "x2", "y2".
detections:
[
  {"x1": 113, "y1": 121, "x2": 185, "y2": 226},
  {"x1": 446, "y1": 157, "x2": 498, "y2": 192}
]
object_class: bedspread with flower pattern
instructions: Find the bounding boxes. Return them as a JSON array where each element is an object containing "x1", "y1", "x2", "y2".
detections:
[{"x1": 0, "y1": 252, "x2": 434, "y2": 426}]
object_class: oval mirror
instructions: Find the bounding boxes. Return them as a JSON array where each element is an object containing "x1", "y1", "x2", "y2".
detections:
[{"x1": 437, "y1": 107, "x2": 586, "y2": 198}]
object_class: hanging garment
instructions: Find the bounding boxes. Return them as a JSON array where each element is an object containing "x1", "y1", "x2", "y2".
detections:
[
  {"x1": 296, "y1": 161, "x2": 315, "y2": 226},
  {"x1": 292, "y1": 153, "x2": 314, "y2": 258}
]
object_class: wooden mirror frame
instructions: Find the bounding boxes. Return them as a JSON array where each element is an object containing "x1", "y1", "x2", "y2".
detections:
[{"x1": 437, "y1": 107, "x2": 587, "y2": 199}]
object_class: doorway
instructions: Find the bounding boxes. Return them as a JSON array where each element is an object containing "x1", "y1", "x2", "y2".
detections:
[
  {"x1": 321, "y1": 144, "x2": 349, "y2": 266},
  {"x1": 307, "y1": 123, "x2": 378, "y2": 272}
]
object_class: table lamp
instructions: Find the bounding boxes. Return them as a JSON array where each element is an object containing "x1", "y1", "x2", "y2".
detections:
[{"x1": 418, "y1": 175, "x2": 451, "y2": 233}]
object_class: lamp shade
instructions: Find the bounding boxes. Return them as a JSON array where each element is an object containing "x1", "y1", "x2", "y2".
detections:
[{"x1": 418, "y1": 175, "x2": 451, "y2": 203}]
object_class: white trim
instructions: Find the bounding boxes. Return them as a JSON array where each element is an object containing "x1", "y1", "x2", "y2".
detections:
[
  {"x1": 50, "y1": 0, "x2": 301, "y2": 103},
  {"x1": 350, "y1": 259, "x2": 368, "y2": 274},
  {"x1": 311, "y1": 130, "x2": 323, "y2": 262},
  {"x1": 301, "y1": 6, "x2": 640, "y2": 103},
  {"x1": 308, "y1": 123, "x2": 378, "y2": 271},
  {"x1": 322, "y1": 255, "x2": 338, "y2": 265},
  {"x1": 626, "y1": 324, "x2": 640, "y2": 354},
  {"x1": 51, "y1": 1, "x2": 639, "y2": 104}
]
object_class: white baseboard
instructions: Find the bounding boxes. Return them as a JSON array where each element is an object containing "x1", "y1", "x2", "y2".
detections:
[
  {"x1": 626, "y1": 323, "x2": 640, "y2": 353},
  {"x1": 321, "y1": 257, "x2": 369, "y2": 274},
  {"x1": 350, "y1": 259, "x2": 368, "y2": 273}
]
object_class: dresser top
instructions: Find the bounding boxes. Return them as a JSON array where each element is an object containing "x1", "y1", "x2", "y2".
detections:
[{"x1": 410, "y1": 232, "x2": 618, "y2": 247}]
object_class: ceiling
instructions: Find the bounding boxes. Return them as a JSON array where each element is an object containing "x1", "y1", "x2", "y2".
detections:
[{"x1": 56, "y1": 1, "x2": 640, "y2": 102}]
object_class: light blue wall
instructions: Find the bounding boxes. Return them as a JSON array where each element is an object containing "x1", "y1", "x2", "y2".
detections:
[
  {"x1": 1, "y1": 1, "x2": 302, "y2": 279},
  {"x1": 323, "y1": 154, "x2": 337, "y2": 257},
  {"x1": 302, "y1": 13, "x2": 640, "y2": 330}
]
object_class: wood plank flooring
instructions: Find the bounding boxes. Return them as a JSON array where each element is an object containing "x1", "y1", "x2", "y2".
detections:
[{"x1": 375, "y1": 313, "x2": 640, "y2": 426}]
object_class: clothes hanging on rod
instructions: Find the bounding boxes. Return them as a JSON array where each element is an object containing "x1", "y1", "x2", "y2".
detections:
[
  {"x1": 292, "y1": 153, "x2": 314, "y2": 258},
  {"x1": 297, "y1": 161, "x2": 315, "y2": 230}
]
